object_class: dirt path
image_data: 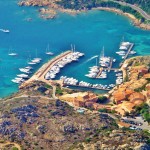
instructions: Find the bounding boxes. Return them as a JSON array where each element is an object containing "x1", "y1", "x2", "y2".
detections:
[{"x1": 0, "y1": 141, "x2": 21, "y2": 150}]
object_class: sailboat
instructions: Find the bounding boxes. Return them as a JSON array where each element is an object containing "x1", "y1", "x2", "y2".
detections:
[
  {"x1": 45, "y1": 44, "x2": 54, "y2": 55},
  {"x1": 99, "y1": 47, "x2": 110, "y2": 67},
  {"x1": 8, "y1": 47, "x2": 17, "y2": 56},
  {"x1": 27, "y1": 56, "x2": 36, "y2": 65},
  {"x1": 32, "y1": 49, "x2": 42, "y2": 63}
]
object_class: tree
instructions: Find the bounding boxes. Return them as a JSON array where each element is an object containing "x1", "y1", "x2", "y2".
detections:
[{"x1": 97, "y1": 96, "x2": 107, "y2": 103}]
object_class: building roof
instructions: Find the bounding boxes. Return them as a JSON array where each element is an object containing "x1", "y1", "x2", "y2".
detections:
[
  {"x1": 113, "y1": 88, "x2": 134, "y2": 103},
  {"x1": 60, "y1": 92, "x2": 97, "y2": 102},
  {"x1": 114, "y1": 107, "x2": 126, "y2": 116},
  {"x1": 146, "y1": 84, "x2": 150, "y2": 90},
  {"x1": 113, "y1": 91, "x2": 126, "y2": 102},
  {"x1": 146, "y1": 89, "x2": 150, "y2": 97},
  {"x1": 121, "y1": 101, "x2": 135, "y2": 113},
  {"x1": 144, "y1": 73, "x2": 150, "y2": 79},
  {"x1": 129, "y1": 92, "x2": 145, "y2": 102},
  {"x1": 133, "y1": 100, "x2": 144, "y2": 106}
]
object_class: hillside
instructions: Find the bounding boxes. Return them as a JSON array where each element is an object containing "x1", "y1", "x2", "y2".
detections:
[{"x1": 0, "y1": 81, "x2": 150, "y2": 149}]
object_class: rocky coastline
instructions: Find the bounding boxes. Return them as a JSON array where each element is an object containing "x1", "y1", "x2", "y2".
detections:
[{"x1": 18, "y1": 0, "x2": 150, "y2": 30}]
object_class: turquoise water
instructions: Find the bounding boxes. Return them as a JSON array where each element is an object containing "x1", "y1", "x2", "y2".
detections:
[{"x1": 0, "y1": 0, "x2": 150, "y2": 98}]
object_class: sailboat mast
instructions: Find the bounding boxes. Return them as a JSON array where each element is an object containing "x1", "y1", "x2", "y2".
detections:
[
  {"x1": 96, "y1": 57, "x2": 98, "y2": 66},
  {"x1": 47, "y1": 44, "x2": 49, "y2": 52},
  {"x1": 71, "y1": 44, "x2": 73, "y2": 52},
  {"x1": 102, "y1": 46, "x2": 104, "y2": 58},
  {"x1": 74, "y1": 45, "x2": 75, "y2": 52}
]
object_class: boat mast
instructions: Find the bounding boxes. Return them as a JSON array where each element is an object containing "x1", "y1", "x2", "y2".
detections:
[
  {"x1": 101, "y1": 46, "x2": 105, "y2": 58},
  {"x1": 71, "y1": 44, "x2": 73, "y2": 52},
  {"x1": 102, "y1": 46, "x2": 105, "y2": 58},
  {"x1": 74, "y1": 45, "x2": 75, "y2": 52},
  {"x1": 99, "y1": 46, "x2": 104, "y2": 62},
  {"x1": 96, "y1": 57, "x2": 98, "y2": 66},
  {"x1": 47, "y1": 44, "x2": 50, "y2": 52}
]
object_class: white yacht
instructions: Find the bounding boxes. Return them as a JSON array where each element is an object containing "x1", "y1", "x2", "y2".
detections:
[
  {"x1": 19, "y1": 68, "x2": 31, "y2": 74},
  {"x1": 17, "y1": 74, "x2": 29, "y2": 78},
  {"x1": 119, "y1": 45, "x2": 128, "y2": 50},
  {"x1": 8, "y1": 48, "x2": 17, "y2": 56},
  {"x1": 28, "y1": 61, "x2": 36, "y2": 65},
  {"x1": 116, "y1": 51, "x2": 126, "y2": 54},
  {"x1": 129, "y1": 51, "x2": 136, "y2": 55},
  {"x1": 119, "y1": 38, "x2": 131, "y2": 50},
  {"x1": 11, "y1": 77, "x2": 24, "y2": 84},
  {"x1": 0, "y1": 29, "x2": 10, "y2": 33},
  {"x1": 8, "y1": 53, "x2": 17, "y2": 56},
  {"x1": 25, "y1": 66, "x2": 33, "y2": 70},
  {"x1": 99, "y1": 47, "x2": 110, "y2": 67}
]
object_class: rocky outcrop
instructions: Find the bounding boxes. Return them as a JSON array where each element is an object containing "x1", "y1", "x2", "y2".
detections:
[{"x1": 39, "y1": 8, "x2": 56, "y2": 19}]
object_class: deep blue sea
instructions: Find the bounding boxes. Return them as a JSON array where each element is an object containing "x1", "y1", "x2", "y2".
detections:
[{"x1": 0, "y1": 0, "x2": 150, "y2": 98}]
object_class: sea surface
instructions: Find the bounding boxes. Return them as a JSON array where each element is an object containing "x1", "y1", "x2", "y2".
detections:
[{"x1": 0, "y1": 0, "x2": 150, "y2": 98}]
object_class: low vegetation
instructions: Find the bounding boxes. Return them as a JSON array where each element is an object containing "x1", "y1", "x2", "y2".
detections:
[
  {"x1": 57, "y1": 0, "x2": 145, "y2": 21},
  {"x1": 97, "y1": 96, "x2": 107, "y2": 103},
  {"x1": 135, "y1": 103, "x2": 150, "y2": 123},
  {"x1": 120, "y1": 0, "x2": 150, "y2": 14}
]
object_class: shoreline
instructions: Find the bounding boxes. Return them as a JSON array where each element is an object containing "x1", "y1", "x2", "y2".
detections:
[
  {"x1": 92, "y1": 7, "x2": 150, "y2": 31},
  {"x1": 18, "y1": 1, "x2": 150, "y2": 30}
]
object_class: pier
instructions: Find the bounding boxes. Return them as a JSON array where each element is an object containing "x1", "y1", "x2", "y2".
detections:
[
  {"x1": 123, "y1": 43, "x2": 134, "y2": 60},
  {"x1": 20, "y1": 51, "x2": 72, "y2": 88},
  {"x1": 96, "y1": 67, "x2": 103, "y2": 78},
  {"x1": 104, "y1": 68, "x2": 120, "y2": 71},
  {"x1": 119, "y1": 43, "x2": 134, "y2": 67},
  {"x1": 108, "y1": 58, "x2": 113, "y2": 71},
  {"x1": 64, "y1": 84, "x2": 110, "y2": 91},
  {"x1": 38, "y1": 51, "x2": 72, "y2": 79}
]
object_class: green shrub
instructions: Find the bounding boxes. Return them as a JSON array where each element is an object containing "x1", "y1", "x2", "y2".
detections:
[
  {"x1": 12, "y1": 147, "x2": 19, "y2": 150},
  {"x1": 97, "y1": 96, "x2": 107, "y2": 103}
]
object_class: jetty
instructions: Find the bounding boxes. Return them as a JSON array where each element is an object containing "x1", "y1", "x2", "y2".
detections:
[
  {"x1": 20, "y1": 51, "x2": 72, "y2": 88},
  {"x1": 123, "y1": 43, "x2": 134, "y2": 60},
  {"x1": 119, "y1": 43, "x2": 134, "y2": 67},
  {"x1": 96, "y1": 67, "x2": 103, "y2": 78}
]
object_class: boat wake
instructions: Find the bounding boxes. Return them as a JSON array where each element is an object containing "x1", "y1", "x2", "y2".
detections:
[{"x1": 84, "y1": 55, "x2": 99, "y2": 63}]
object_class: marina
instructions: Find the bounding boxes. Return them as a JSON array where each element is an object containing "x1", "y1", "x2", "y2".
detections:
[
  {"x1": 60, "y1": 76, "x2": 112, "y2": 91},
  {"x1": 19, "y1": 50, "x2": 84, "y2": 88},
  {"x1": 0, "y1": 2, "x2": 149, "y2": 98},
  {"x1": 18, "y1": 40, "x2": 134, "y2": 90}
]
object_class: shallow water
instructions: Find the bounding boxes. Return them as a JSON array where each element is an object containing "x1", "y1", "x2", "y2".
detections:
[{"x1": 0, "y1": 0, "x2": 150, "y2": 97}]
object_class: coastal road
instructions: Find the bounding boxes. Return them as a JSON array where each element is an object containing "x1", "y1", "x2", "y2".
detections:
[{"x1": 113, "y1": 1, "x2": 150, "y2": 20}]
